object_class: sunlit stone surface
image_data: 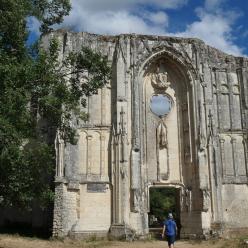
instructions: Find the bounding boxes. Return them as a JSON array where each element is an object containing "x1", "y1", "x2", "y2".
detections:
[{"x1": 42, "y1": 31, "x2": 248, "y2": 239}]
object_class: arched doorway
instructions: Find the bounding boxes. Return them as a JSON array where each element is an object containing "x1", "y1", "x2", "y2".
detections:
[{"x1": 148, "y1": 186, "x2": 181, "y2": 238}]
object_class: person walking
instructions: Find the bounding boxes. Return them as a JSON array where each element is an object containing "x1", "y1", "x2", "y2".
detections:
[{"x1": 161, "y1": 213, "x2": 177, "y2": 248}]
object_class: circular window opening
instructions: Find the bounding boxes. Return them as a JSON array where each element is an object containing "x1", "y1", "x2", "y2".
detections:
[{"x1": 150, "y1": 94, "x2": 172, "y2": 117}]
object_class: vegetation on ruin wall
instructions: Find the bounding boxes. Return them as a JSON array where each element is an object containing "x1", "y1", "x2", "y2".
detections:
[{"x1": 0, "y1": 0, "x2": 111, "y2": 209}]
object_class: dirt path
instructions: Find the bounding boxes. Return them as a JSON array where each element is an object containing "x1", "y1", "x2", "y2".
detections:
[{"x1": 0, "y1": 234, "x2": 242, "y2": 248}]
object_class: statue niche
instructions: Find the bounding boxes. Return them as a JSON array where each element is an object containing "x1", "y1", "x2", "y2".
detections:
[
  {"x1": 157, "y1": 121, "x2": 168, "y2": 149},
  {"x1": 156, "y1": 121, "x2": 169, "y2": 180}
]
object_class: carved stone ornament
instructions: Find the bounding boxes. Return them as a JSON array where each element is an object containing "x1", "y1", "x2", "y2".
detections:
[
  {"x1": 185, "y1": 188, "x2": 192, "y2": 212},
  {"x1": 157, "y1": 121, "x2": 168, "y2": 149},
  {"x1": 202, "y1": 189, "x2": 210, "y2": 212},
  {"x1": 151, "y1": 66, "x2": 171, "y2": 90}
]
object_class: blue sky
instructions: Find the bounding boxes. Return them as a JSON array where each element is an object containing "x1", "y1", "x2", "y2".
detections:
[{"x1": 28, "y1": 0, "x2": 248, "y2": 56}]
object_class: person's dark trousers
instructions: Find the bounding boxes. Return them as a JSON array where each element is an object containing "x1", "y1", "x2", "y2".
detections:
[{"x1": 167, "y1": 235, "x2": 175, "y2": 247}]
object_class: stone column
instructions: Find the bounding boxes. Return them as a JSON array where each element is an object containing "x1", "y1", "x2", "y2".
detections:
[
  {"x1": 101, "y1": 87, "x2": 107, "y2": 125},
  {"x1": 100, "y1": 134, "x2": 106, "y2": 179},
  {"x1": 86, "y1": 135, "x2": 93, "y2": 177},
  {"x1": 231, "y1": 137, "x2": 237, "y2": 178},
  {"x1": 219, "y1": 137, "x2": 225, "y2": 177}
]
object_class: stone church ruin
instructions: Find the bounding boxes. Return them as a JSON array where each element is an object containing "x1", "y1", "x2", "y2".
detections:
[{"x1": 43, "y1": 30, "x2": 248, "y2": 239}]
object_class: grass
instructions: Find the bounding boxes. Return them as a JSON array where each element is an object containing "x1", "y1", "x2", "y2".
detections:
[{"x1": 1, "y1": 232, "x2": 248, "y2": 248}]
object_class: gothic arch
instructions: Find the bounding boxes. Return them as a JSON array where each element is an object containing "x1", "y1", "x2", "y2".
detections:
[
  {"x1": 138, "y1": 48, "x2": 198, "y2": 84},
  {"x1": 130, "y1": 48, "x2": 204, "y2": 237}
]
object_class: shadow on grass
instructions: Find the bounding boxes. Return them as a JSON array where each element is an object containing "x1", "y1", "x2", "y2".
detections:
[{"x1": 0, "y1": 222, "x2": 52, "y2": 239}]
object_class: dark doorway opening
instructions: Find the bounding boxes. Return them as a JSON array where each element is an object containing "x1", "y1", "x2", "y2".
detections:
[{"x1": 149, "y1": 187, "x2": 181, "y2": 239}]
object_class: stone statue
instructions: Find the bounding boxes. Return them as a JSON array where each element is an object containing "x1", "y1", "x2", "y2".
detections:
[
  {"x1": 185, "y1": 188, "x2": 192, "y2": 212},
  {"x1": 55, "y1": 130, "x2": 64, "y2": 178},
  {"x1": 202, "y1": 189, "x2": 210, "y2": 212},
  {"x1": 156, "y1": 121, "x2": 169, "y2": 180},
  {"x1": 151, "y1": 65, "x2": 170, "y2": 90},
  {"x1": 156, "y1": 121, "x2": 168, "y2": 149}
]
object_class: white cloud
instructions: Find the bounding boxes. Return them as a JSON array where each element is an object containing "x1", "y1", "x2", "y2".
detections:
[
  {"x1": 204, "y1": 0, "x2": 224, "y2": 10},
  {"x1": 167, "y1": 0, "x2": 245, "y2": 56},
  {"x1": 60, "y1": 0, "x2": 168, "y2": 35},
  {"x1": 54, "y1": 0, "x2": 246, "y2": 56},
  {"x1": 172, "y1": 9, "x2": 244, "y2": 56},
  {"x1": 82, "y1": 11, "x2": 166, "y2": 34},
  {"x1": 59, "y1": 0, "x2": 188, "y2": 34},
  {"x1": 146, "y1": 11, "x2": 169, "y2": 27}
]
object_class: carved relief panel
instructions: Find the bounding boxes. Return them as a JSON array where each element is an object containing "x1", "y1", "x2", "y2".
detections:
[
  {"x1": 85, "y1": 86, "x2": 112, "y2": 126},
  {"x1": 212, "y1": 83, "x2": 219, "y2": 129},
  {"x1": 78, "y1": 129, "x2": 109, "y2": 180},
  {"x1": 215, "y1": 70, "x2": 243, "y2": 131},
  {"x1": 220, "y1": 82, "x2": 231, "y2": 130},
  {"x1": 214, "y1": 70, "x2": 230, "y2": 130},
  {"x1": 228, "y1": 72, "x2": 242, "y2": 130},
  {"x1": 220, "y1": 134, "x2": 247, "y2": 182},
  {"x1": 215, "y1": 70, "x2": 247, "y2": 183},
  {"x1": 235, "y1": 135, "x2": 247, "y2": 178},
  {"x1": 220, "y1": 135, "x2": 234, "y2": 177}
]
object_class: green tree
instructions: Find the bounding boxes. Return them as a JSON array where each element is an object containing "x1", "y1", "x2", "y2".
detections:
[
  {"x1": 149, "y1": 188, "x2": 176, "y2": 225},
  {"x1": 0, "y1": 0, "x2": 111, "y2": 209}
]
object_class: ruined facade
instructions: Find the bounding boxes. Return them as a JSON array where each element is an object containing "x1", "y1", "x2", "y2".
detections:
[{"x1": 43, "y1": 30, "x2": 248, "y2": 238}]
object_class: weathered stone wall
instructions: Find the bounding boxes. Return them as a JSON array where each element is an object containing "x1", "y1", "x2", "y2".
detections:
[
  {"x1": 53, "y1": 183, "x2": 79, "y2": 237},
  {"x1": 72, "y1": 184, "x2": 111, "y2": 235},
  {"x1": 42, "y1": 30, "x2": 248, "y2": 238},
  {"x1": 222, "y1": 185, "x2": 248, "y2": 228}
]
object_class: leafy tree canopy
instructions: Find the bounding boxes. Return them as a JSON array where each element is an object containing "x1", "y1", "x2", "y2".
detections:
[
  {"x1": 0, "y1": 0, "x2": 111, "y2": 209},
  {"x1": 149, "y1": 188, "x2": 177, "y2": 225}
]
